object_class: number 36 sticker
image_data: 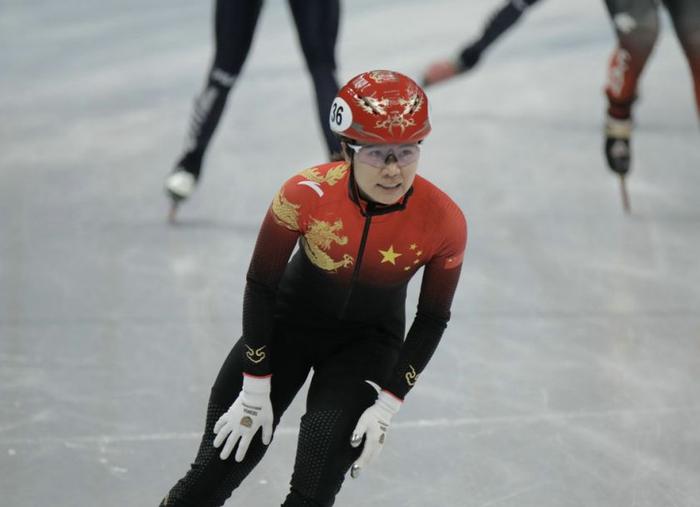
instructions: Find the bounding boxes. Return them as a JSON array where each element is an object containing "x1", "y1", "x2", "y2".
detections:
[{"x1": 329, "y1": 97, "x2": 352, "y2": 133}]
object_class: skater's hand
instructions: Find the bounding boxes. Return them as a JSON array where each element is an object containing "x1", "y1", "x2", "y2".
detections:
[
  {"x1": 350, "y1": 390, "x2": 402, "y2": 478},
  {"x1": 213, "y1": 374, "x2": 273, "y2": 462}
]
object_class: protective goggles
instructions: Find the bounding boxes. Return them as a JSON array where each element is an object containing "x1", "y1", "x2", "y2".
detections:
[{"x1": 346, "y1": 142, "x2": 421, "y2": 168}]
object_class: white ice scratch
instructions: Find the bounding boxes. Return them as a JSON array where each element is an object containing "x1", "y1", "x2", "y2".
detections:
[{"x1": 1, "y1": 405, "x2": 698, "y2": 447}]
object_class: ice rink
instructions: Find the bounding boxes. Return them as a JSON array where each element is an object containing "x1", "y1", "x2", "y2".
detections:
[{"x1": 2, "y1": 0, "x2": 700, "y2": 505}]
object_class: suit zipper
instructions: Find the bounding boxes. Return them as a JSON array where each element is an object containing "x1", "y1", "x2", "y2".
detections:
[{"x1": 340, "y1": 214, "x2": 372, "y2": 317}]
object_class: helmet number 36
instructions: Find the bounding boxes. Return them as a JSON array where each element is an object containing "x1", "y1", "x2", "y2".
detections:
[{"x1": 329, "y1": 97, "x2": 352, "y2": 132}]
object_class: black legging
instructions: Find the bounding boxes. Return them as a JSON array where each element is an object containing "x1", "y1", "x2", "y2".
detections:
[
  {"x1": 160, "y1": 324, "x2": 400, "y2": 506},
  {"x1": 178, "y1": 0, "x2": 341, "y2": 177},
  {"x1": 603, "y1": 0, "x2": 700, "y2": 119},
  {"x1": 459, "y1": 0, "x2": 542, "y2": 69}
]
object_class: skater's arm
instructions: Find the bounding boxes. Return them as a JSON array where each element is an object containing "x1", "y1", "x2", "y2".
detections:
[
  {"x1": 241, "y1": 209, "x2": 299, "y2": 376},
  {"x1": 383, "y1": 204, "x2": 467, "y2": 399},
  {"x1": 241, "y1": 169, "x2": 321, "y2": 375},
  {"x1": 213, "y1": 193, "x2": 301, "y2": 462},
  {"x1": 351, "y1": 208, "x2": 466, "y2": 477}
]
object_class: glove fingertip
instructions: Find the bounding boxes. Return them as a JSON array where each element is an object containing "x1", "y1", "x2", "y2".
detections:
[
  {"x1": 262, "y1": 423, "x2": 273, "y2": 445},
  {"x1": 213, "y1": 432, "x2": 224, "y2": 448},
  {"x1": 235, "y1": 436, "x2": 251, "y2": 462}
]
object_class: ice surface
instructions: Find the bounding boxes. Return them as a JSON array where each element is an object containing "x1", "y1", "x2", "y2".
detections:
[{"x1": 1, "y1": 1, "x2": 699, "y2": 506}]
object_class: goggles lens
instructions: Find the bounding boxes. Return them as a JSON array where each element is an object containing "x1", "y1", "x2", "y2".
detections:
[{"x1": 347, "y1": 143, "x2": 421, "y2": 168}]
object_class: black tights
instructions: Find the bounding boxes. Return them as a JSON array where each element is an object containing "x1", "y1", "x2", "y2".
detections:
[
  {"x1": 177, "y1": 0, "x2": 341, "y2": 176},
  {"x1": 604, "y1": 0, "x2": 700, "y2": 119},
  {"x1": 459, "y1": 0, "x2": 541, "y2": 69},
  {"x1": 160, "y1": 325, "x2": 399, "y2": 506}
]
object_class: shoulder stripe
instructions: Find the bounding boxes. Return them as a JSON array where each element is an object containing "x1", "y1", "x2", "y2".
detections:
[{"x1": 297, "y1": 180, "x2": 324, "y2": 197}]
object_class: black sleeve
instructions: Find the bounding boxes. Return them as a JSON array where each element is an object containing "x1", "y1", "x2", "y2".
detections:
[
  {"x1": 384, "y1": 194, "x2": 467, "y2": 399},
  {"x1": 461, "y1": 0, "x2": 540, "y2": 64},
  {"x1": 241, "y1": 209, "x2": 300, "y2": 376},
  {"x1": 383, "y1": 263, "x2": 463, "y2": 399}
]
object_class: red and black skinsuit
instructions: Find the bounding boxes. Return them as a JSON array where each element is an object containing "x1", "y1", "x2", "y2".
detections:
[
  {"x1": 161, "y1": 161, "x2": 467, "y2": 507},
  {"x1": 604, "y1": 0, "x2": 700, "y2": 120}
]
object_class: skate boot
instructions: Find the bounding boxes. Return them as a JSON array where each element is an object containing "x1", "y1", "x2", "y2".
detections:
[
  {"x1": 604, "y1": 116, "x2": 632, "y2": 176},
  {"x1": 422, "y1": 46, "x2": 480, "y2": 87},
  {"x1": 422, "y1": 59, "x2": 461, "y2": 87},
  {"x1": 165, "y1": 167, "x2": 197, "y2": 222}
]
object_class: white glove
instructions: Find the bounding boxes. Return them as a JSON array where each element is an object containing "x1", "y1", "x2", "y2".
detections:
[
  {"x1": 213, "y1": 374, "x2": 273, "y2": 462},
  {"x1": 350, "y1": 390, "x2": 402, "y2": 478}
]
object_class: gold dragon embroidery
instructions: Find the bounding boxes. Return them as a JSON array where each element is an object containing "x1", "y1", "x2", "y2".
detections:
[
  {"x1": 300, "y1": 162, "x2": 348, "y2": 186},
  {"x1": 302, "y1": 218, "x2": 354, "y2": 271},
  {"x1": 271, "y1": 190, "x2": 301, "y2": 231}
]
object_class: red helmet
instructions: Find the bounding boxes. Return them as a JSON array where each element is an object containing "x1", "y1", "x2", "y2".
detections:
[{"x1": 329, "y1": 70, "x2": 431, "y2": 144}]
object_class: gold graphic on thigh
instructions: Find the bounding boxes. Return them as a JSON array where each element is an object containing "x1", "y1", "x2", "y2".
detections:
[
  {"x1": 245, "y1": 345, "x2": 267, "y2": 364},
  {"x1": 302, "y1": 218, "x2": 354, "y2": 271},
  {"x1": 272, "y1": 190, "x2": 301, "y2": 231}
]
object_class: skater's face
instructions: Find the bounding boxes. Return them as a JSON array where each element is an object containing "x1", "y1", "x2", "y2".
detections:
[{"x1": 346, "y1": 142, "x2": 420, "y2": 205}]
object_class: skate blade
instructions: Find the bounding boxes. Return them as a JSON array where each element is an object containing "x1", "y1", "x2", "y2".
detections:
[
  {"x1": 619, "y1": 175, "x2": 631, "y2": 214},
  {"x1": 167, "y1": 200, "x2": 180, "y2": 224}
]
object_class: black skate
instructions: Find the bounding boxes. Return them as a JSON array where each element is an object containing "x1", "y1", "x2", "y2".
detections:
[
  {"x1": 604, "y1": 117, "x2": 632, "y2": 176},
  {"x1": 604, "y1": 116, "x2": 633, "y2": 213}
]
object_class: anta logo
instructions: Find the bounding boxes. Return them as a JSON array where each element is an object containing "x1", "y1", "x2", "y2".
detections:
[
  {"x1": 297, "y1": 180, "x2": 324, "y2": 197},
  {"x1": 405, "y1": 365, "x2": 419, "y2": 386},
  {"x1": 245, "y1": 345, "x2": 267, "y2": 364}
]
